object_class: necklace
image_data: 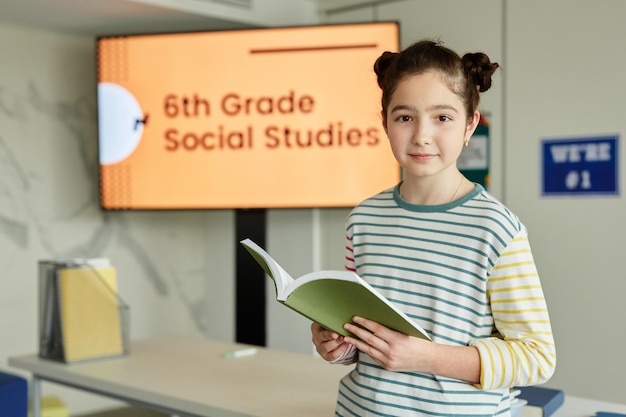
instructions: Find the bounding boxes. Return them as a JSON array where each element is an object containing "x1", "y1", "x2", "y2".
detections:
[
  {"x1": 399, "y1": 176, "x2": 466, "y2": 204},
  {"x1": 450, "y1": 176, "x2": 465, "y2": 202}
]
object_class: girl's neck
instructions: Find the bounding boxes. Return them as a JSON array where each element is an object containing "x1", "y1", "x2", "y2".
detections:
[{"x1": 400, "y1": 173, "x2": 469, "y2": 205}]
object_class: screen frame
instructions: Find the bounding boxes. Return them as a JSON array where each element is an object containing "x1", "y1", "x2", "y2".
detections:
[{"x1": 96, "y1": 21, "x2": 401, "y2": 211}]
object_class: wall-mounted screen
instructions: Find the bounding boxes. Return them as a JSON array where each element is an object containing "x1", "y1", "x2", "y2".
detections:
[{"x1": 97, "y1": 22, "x2": 400, "y2": 210}]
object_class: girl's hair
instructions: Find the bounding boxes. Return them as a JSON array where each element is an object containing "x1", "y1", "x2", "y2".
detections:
[{"x1": 373, "y1": 39, "x2": 499, "y2": 123}]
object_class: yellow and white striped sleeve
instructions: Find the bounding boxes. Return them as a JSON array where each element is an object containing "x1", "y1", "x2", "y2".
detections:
[{"x1": 470, "y1": 229, "x2": 557, "y2": 390}]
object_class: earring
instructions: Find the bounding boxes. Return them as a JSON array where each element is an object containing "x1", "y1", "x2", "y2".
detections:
[{"x1": 464, "y1": 139, "x2": 470, "y2": 147}]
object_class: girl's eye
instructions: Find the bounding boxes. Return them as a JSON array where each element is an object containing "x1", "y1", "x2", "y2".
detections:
[
  {"x1": 395, "y1": 115, "x2": 412, "y2": 122},
  {"x1": 438, "y1": 115, "x2": 452, "y2": 122}
]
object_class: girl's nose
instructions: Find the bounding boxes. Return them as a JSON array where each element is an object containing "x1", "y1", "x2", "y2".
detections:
[{"x1": 411, "y1": 121, "x2": 432, "y2": 145}]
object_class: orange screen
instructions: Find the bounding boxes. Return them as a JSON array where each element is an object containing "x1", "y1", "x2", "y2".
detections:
[{"x1": 97, "y1": 22, "x2": 400, "y2": 209}]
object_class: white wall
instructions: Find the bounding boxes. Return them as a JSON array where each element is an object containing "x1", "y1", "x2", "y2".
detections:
[
  {"x1": 0, "y1": 22, "x2": 236, "y2": 414},
  {"x1": 505, "y1": 0, "x2": 626, "y2": 402},
  {"x1": 1, "y1": 0, "x2": 625, "y2": 413}
]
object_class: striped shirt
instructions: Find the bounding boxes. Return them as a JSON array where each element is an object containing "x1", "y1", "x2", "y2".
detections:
[{"x1": 334, "y1": 183, "x2": 556, "y2": 417}]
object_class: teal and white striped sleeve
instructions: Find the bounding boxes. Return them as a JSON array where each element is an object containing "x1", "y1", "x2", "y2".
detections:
[{"x1": 470, "y1": 229, "x2": 557, "y2": 390}]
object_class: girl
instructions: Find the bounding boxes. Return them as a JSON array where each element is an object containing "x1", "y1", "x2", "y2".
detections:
[{"x1": 311, "y1": 39, "x2": 556, "y2": 416}]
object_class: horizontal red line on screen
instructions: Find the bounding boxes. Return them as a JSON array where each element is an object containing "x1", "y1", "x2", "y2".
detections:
[{"x1": 249, "y1": 43, "x2": 378, "y2": 54}]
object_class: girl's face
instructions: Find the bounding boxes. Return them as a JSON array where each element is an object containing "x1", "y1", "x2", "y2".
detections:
[{"x1": 384, "y1": 70, "x2": 479, "y2": 181}]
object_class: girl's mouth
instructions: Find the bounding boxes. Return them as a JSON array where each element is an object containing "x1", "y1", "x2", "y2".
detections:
[{"x1": 410, "y1": 153, "x2": 435, "y2": 161}]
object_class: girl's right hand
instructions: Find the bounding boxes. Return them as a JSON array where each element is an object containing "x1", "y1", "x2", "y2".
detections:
[{"x1": 311, "y1": 322, "x2": 353, "y2": 362}]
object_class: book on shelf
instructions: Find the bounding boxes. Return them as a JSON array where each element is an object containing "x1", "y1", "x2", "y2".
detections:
[
  {"x1": 38, "y1": 258, "x2": 128, "y2": 363},
  {"x1": 516, "y1": 385, "x2": 564, "y2": 417},
  {"x1": 240, "y1": 238, "x2": 431, "y2": 341}
]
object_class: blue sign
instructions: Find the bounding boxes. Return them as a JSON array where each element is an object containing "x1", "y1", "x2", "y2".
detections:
[{"x1": 542, "y1": 135, "x2": 619, "y2": 195}]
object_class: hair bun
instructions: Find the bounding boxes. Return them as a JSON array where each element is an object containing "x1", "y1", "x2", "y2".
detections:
[
  {"x1": 462, "y1": 52, "x2": 500, "y2": 92},
  {"x1": 373, "y1": 51, "x2": 398, "y2": 89}
]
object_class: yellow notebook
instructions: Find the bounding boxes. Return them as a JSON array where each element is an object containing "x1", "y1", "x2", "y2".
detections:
[{"x1": 57, "y1": 266, "x2": 124, "y2": 362}]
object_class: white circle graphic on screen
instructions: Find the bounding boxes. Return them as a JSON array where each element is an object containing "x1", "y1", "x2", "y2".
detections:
[{"x1": 98, "y1": 82, "x2": 145, "y2": 165}]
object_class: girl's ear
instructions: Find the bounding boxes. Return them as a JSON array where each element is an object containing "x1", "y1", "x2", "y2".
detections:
[
  {"x1": 465, "y1": 111, "x2": 480, "y2": 141},
  {"x1": 382, "y1": 112, "x2": 388, "y2": 134}
]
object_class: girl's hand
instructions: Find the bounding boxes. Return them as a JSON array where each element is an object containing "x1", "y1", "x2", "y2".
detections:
[
  {"x1": 342, "y1": 316, "x2": 433, "y2": 372},
  {"x1": 311, "y1": 322, "x2": 353, "y2": 362}
]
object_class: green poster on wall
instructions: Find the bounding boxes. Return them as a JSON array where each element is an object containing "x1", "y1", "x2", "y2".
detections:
[{"x1": 459, "y1": 114, "x2": 490, "y2": 189}]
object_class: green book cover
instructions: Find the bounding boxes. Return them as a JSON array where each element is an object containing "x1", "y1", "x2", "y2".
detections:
[{"x1": 240, "y1": 238, "x2": 430, "y2": 341}]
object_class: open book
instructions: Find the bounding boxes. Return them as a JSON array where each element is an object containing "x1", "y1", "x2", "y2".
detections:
[{"x1": 240, "y1": 238, "x2": 431, "y2": 341}]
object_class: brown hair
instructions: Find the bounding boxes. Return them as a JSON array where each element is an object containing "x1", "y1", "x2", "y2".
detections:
[{"x1": 374, "y1": 39, "x2": 499, "y2": 123}]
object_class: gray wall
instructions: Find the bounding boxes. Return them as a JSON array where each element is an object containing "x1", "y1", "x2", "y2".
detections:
[
  {"x1": 1, "y1": 0, "x2": 625, "y2": 413},
  {"x1": 504, "y1": 0, "x2": 626, "y2": 402}
]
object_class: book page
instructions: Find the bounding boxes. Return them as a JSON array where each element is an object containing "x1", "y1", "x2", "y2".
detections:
[{"x1": 241, "y1": 238, "x2": 294, "y2": 300}]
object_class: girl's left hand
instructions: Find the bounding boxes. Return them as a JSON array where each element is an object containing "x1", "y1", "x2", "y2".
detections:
[{"x1": 342, "y1": 315, "x2": 433, "y2": 372}]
